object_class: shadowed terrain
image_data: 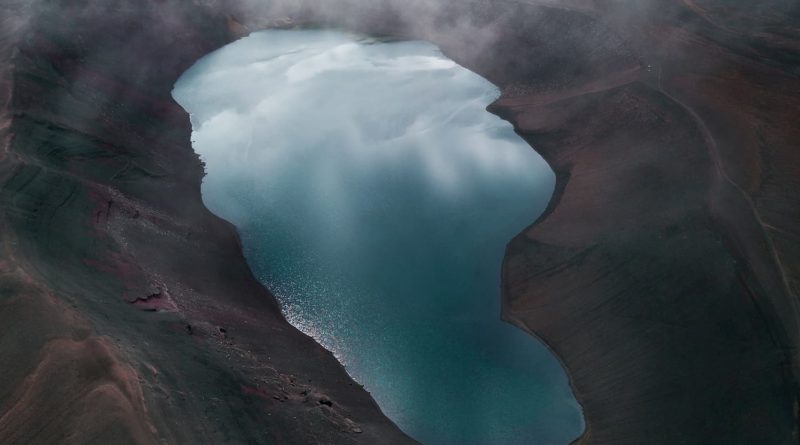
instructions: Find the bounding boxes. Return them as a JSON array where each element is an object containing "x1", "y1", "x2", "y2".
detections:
[{"x1": 0, "y1": 0, "x2": 798, "y2": 444}]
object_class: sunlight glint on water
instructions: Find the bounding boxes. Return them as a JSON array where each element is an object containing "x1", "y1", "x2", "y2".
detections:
[{"x1": 173, "y1": 29, "x2": 583, "y2": 445}]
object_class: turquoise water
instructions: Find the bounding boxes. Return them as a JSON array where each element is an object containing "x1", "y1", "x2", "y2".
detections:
[{"x1": 173, "y1": 30, "x2": 583, "y2": 445}]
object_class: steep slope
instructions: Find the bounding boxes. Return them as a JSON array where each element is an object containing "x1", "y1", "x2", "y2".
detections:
[{"x1": 0, "y1": 1, "x2": 415, "y2": 443}]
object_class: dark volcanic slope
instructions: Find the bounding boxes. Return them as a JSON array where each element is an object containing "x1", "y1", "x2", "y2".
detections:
[
  {"x1": 494, "y1": 3, "x2": 800, "y2": 443},
  {"x1": 0, "y1": 1, "x2": 414, "y2": 444},
  {"x1": 1, "y1": 0, "x2": 799, "y2": 444}
]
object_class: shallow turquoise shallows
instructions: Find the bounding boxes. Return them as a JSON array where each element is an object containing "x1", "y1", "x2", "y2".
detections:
[{"x1": 173, "y1": 29, "x2": 583, "y2": 445}]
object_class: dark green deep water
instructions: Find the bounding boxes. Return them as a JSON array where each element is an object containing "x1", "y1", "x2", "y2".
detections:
[{"x1": 173, "y1": 29, "x2": 583, "y2": 445}]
